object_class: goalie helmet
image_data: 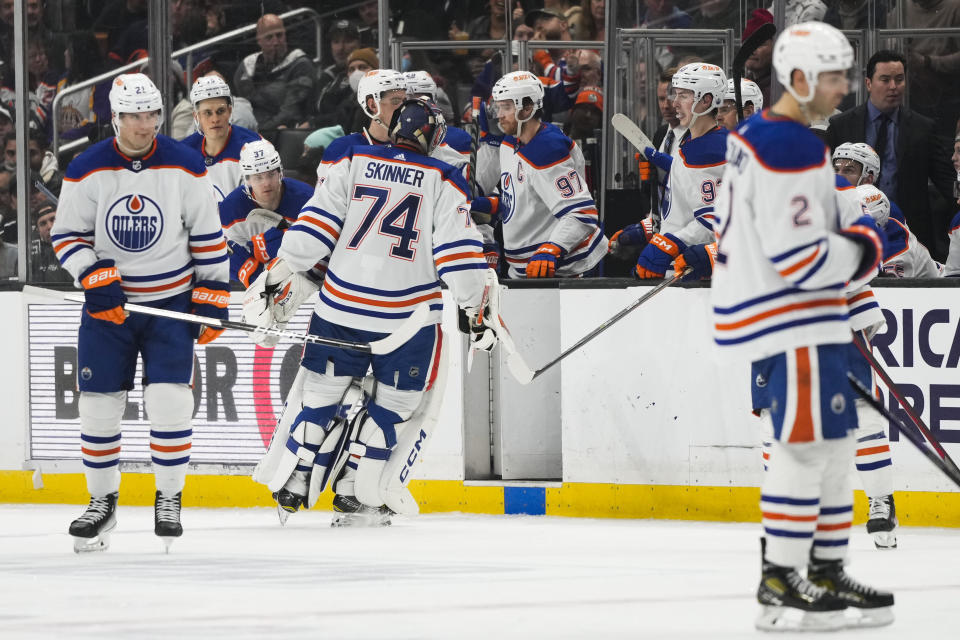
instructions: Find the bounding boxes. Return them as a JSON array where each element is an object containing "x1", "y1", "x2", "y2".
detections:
[
  {"x1": 773, "y1": 21, "x2": 853, "y2": 104},
  {"x1": 833, "y1": 142, "x2": 880, "y2": 185},
  {"x1": 190, "y1": 75, "x2": 233, "y2": 109},
  {"x1": 389, "y1": 98, "x2": 447, "y2": 155},
  {"x1": 854, "y1": 184, "x2": 890, "y2": 229},
  {"x1": 671, "y1": 62, "x2": 727, "y2": 112},
  {"x1": 356, "y1": 69, "x2": 407, "y2": 119},
  {"x1": 723, "y1": 78, "x2": 764, "y2": 111},
  {"x1": 109, "y1": 73, "x2": 163, "y2": 135},
  {"x1": 491, "y1": 71, "x2": 544, "y2": 121},
  {"x1": 404, "y1": 70, "x2": 437, "y2": 100}
]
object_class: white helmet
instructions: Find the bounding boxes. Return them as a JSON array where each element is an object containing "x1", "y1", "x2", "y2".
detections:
[
  {"x1": 109, "y1": 73, "x2": 163, "y2": 137},
  {"x1": 833, "y1": 142, "x2": 880, "y2": 185},
  {"x1": 854, "y1": 184, "x2": 890, "y2": 229},
  {"x1": 357, "y1": 69, "x2": 407, "y2": 119},
  {"x1": 190, "y1": 75, "x2": 233, "y2": 110},
  {"x1": 491, "y1": 71, "x2": 544, "y2": 123},
  {"x1": 404, "y1": 70, "x2": 437, "y2": 100},
  {"x1": 240, "y1": 140, "x2": 282, "y2": 177},
  {"x1": 773, "y1": 21, "x2": 853, "y2": 104},
  {"x1": 672, "y1": 62, "x2": 726, "y2": 113},
  {"x1": 723, "y1": 78, "x2": 764, "y2": 111}
]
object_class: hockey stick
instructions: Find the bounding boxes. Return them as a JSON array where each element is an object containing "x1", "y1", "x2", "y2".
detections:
[
  {"x1": 34, "y1": 179, "x2": 59, "y2": 206},
  {"x1": 848, "y1": 373, "x2": 960, "y2": 489},
  {"x1": 733, "y1": 23, "x2": 775, "y2": 122},
  {"x1": 851, "y1": 331, "x2": 960, "y2": 477},
  {"x1": 611, "y1": 113, "x2": 655, "y2": 159},
  {"x1": 23, "y1": 285, "x2": 429, "y2": 355},
  {"x1": 507, "y1": 272, "x2": 683, "y2": 385}
]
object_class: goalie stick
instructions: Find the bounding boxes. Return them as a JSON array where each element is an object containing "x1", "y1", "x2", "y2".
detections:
[
  {"x1": 506, "y1": 272, "x2": 684, "y2": 385},
  {"x1": 848, "y1": 373, "x2": 960, "y2": 489},
  {"x1": 611, "y1": 113, "x2": 655, "y2": 159},
  {"x1": 732, "y1": 22, "x2": 775, "y2": 122},
  {"x1": 851, "y1": 331, "x2": 960, "y2": 479},
  {"x1": 24, "y1": 285, "x2": 428, "y2": 355}
]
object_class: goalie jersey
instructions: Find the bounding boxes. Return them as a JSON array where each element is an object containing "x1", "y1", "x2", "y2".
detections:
[
  {"x1": 711, "y1": 113, "x2": 869, "y2": 359},
  {"x1": 660, "y1": 125, "x2": 727, "y2": 246},
  {"x1": 181, "y1": 124, "x2": 261, "y2": 201},
  {"x1": 51, "y1": 135, "x2": 228, "y2": 302},
  {"x1": 279, "y1": 145, "x2": 488, "y2": 333},
  {"x1": 494, "y1": 122, "x2": 607, "y2": 278}
]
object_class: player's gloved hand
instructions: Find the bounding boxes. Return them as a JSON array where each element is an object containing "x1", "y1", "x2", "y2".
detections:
[
  {"x1": 526, "y1": 242, "x2": 564, "y2": 278},
  {"x1": 610, "y1": 219, "x2": 654, "y2": 250},
  {"x1": 483, "y1": 243, "x2": 500, "y2": 270},
  {"x1": 228, "y1": 240, "x2": 261, "y2": 288},
  {"x1": 839, "y1": 214, "x2": 885, "y2": 281},
  {"x1": 635, "y1": 233, "x2": 683, "y2": 279},
  {"x1": 458, "y1": 306, "x2": 498, "y2": 352},
  {"x1": 191, "y1": 280, "x2": 230, "y2": 344},
  {"x1": 242, "y1": 258, "x2": 320, "y2": 347},
  {"x1": 251, "y1": 227, "x2": 284, "y2": 263},
  {"x1": 79, "y1": 259, "x2": 127, "y2": 324},
  {"x1": 636, "y1": 156, "x2": 652, "y2": 182},
  {"x1": 674, "y1": 242, "x2": 716, "y2": 282},
  {"x1": 469, "y1": 196, "x2": 500, "y2": 225}
]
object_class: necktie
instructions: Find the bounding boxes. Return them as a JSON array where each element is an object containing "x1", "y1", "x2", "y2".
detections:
[
  {"x1": 874, "y1": 113, "x2": 889, "y2": 181},
  {"x1": 663, "y1": 128, "x2": 675, "y2": 155}
]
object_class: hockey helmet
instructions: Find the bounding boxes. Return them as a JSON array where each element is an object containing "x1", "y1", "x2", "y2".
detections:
[
  {"x1": 723, "y1": 78, "x2": 764, "y2": 111},
  {"x1": 190, "y1": 75, "x2": 233, "y2": 110},
  {"x1": 671, "y1": 62, "x2": 727, "y2": 112},
  {"x1": 491, "y1": 71, "x2": 544, "y2": 122},
  {"x1": 404, "y1": 70, "x2": 437, "y2": 100},
  {"x1": 109, "y1": 73, "x2": 163, "y2": 136},
  {"x1": 853, "y1": 184, "x2": 890, "y2": 229},
  {"x1": 356, "y1": 69, "x2": 407, "y2": 119},
  {"x1": 388, "y1": 98, "x2": 447, "y2": 156},
  {"x1": 773, "y1": 21, "x2": 853, "y2": 104},
  {"x1": 833, "y1": 142, "x2": 880, "y2": 186},
  {"x1": 240, "y1": 140, "x2": 283, "y2": 204}
]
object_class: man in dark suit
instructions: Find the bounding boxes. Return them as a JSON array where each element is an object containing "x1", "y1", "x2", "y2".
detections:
[{"x1": 825, "y1": 50, "x2": 955, "y2": 258}]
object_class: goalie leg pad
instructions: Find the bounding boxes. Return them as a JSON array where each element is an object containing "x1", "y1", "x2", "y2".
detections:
[
  {"x1": 266, "y1": 403, "x2": 337, "y2": 493},
  {"x1": 352, "y1": 389, "x2": 421, "y2": 508},
  {"x1": 79, "y1": 391, "x2": 127, "y2": 497}
]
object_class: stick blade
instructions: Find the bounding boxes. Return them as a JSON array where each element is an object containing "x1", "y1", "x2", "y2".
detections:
[
  {"x1": 611, "y1": 113, "x2": 654, "y2": 156},
  {"x1": 369, "y1": 303, "x2": 430, "y2": 354},
  {"x1": 506, "y1": 350, "x2": 536, "y2": 385}
]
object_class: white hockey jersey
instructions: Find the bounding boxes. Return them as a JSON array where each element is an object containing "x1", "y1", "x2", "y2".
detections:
[
  {"x1": 492, "y1": 123, "x2": 607, "y2": 278},
  {"x1": 280, "y1": 144, "x2": 488, "y2": 333},
  {"x1": 836, "y1": 180, "x2": 885, "y2": 334},
  {"x1": 882, "y1": 209, "x2": 942, "y2": 278},
  {"x1": 945, "y1": 211, "x2": 960, "y2": 277},
  {"x1": 660, "y1": 125, "x2": 728, "y2": 247},
  {"x1": 51, "y1": 135, "x2": 228, "y2": 301},
  {"x1": 711, "y1": 112, "x2": 871, "y2": 359},
  {"x1": 180, "y1": 124, "x2": 261, "y2": 202}
]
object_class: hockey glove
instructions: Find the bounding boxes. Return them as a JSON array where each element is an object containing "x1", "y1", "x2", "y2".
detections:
[
  {"x1": 79, "y1": 259, "x2": 127, "y2": 324},
  {"x1": 839, "y1": 214, "x2": 885, "y2": 281},
  {"x1": 228, "y1": 240, "x2": 262, "y2": 288},
  {"x1": 610, "y1": 219, "x2": 655, "y2": 252},
  {"x1": 458, "y1": 306, "x2": 497, "y2": 352},
  {"x1": 674, "y1": 242, "x2": 716, "y2": 282},
  {"x1": 251, "y1": 227, "x2": 284, "y2": 263},
  {"x1": 526, "y1": 242, "x2": 564, "y2": 278},
  {"x1": 636, "y1": 233, "x2": 683, "y2": 279},
  {"x1": 469, "y1": 196, "x2": 500, "y2": 225},
  {"x1": 483, "y1": 242, "x2": 500, "y2": 270},
  {"x1": 191, "y1": 280, "x2": 231, "y2": 344},
  {"x1": 636, "y1": 156, "x2": 652, "y2": 182},
  {"x1": 242, "y1": 258, "x2": 320, "y2": 347}
]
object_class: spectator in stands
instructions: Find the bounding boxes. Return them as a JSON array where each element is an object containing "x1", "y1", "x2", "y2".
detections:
[
  {"x1": 0, "y1": 169, "x2": 12, "y2": 233},
  {"x1": 28, "y1": 130, "x2": 61, "y2": 189},
  {"x1": 312, "y1": 47, "x2": 377, "y2": 133},
  {"x1": 313, "y1": 20, "x2": 361, "y2": 125},
  {"x1": 826, "y1": 49, "x2": 957, "y2": 258},
  {"x1": 57, "y1": 31, "x2": 114, "y2": 144},
  {"x1": 30, "y1": 202, "x2": 70, "y2": 282},
  {"x1": 0, "y1": 104, "x2": 11, "y2": 139},
  {"x1": 451, "y1": 0, "x2": 524, "y2": 76},
  {"x1": 742, "y1": 9, "x2": 774, "y2": 110},
  {"x1": 577, "y1": 0, "x2": 606, "y2": 41},
  {"x1": 0, "y1": 0, "x2": 67, "y2": 74},
  {"x1": 26, "y1": 38, "x2": 61, "y2": 113},
  {"x1": 0, "y1": 226, "x2": 15, "y2": 278},
  {"x1": 2, "y1": 131, "x2": 14, "y2": 172},
  {"x1": 92, "y1": 0, "x2": 148, "y2": 57},
  {"x1": 639, "y1": 0, "x2": 692, "y2": 69},
  {"x1": 565, "y1": 86, "x2": 603, "y2": 141},
  {"x1": 234, "y1": 14, "x2": 315, "y2": 132},
  {"x1": 690, "y1": 0, "x2": 741, "y2": 65},
  {"x1": 357, "y1": 0, "x2": 379, "y2": 49}
]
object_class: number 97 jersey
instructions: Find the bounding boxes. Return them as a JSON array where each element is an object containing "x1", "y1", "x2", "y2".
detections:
[
  {"x1": 278, "y1": 144, "x2": 488, "y2": 334},
  {"x1": 659, "y1": 126, "x2": 728, "y2": 247}
]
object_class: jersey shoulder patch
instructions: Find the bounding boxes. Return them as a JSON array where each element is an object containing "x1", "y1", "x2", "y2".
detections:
[
  {"x1": 678, "y1": 127, "x2": 728, "y2": 168},
  {"x1": 516, "y1": 123, "x2": 575, "y2": 169},
  {"x1": 734, "y1": 111, "x2": 826, "y2": 172}
]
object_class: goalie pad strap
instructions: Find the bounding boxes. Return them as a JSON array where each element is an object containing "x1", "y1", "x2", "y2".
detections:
[{"x1": 348, "y1": 441, "x2": 392, "y2": 461}]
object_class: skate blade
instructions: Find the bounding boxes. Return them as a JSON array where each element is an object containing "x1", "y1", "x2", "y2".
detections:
[
  {"x1": 845, "y1": 606, "x2": 894, "y2": 628},
  {"x1": 330, "y1": 512, "x2": 391, "y2": 528},
  {"x1": 755, "y1": 605, "x2": 846, "y2": 632},
  {"x1": 872, "y1": 531, "x2": 898, "y2": 549},
  {"x1": 73, "y1": 533, "x2": 112, "y2": 554},
  {"x1": 159, "y1": 536, "x2": 177, "y2": 554},
  {"x1": 277, "y1": 504, "x2": 293, "y2": 526}
]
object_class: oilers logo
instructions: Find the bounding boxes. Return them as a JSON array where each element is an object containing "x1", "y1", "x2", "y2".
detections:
[
  {"x1": 104, "y1": 194, "x2": 163, "y2": 252},
  {"x1": 500, "y1": 171, "x2": 516, "y2": 224}
]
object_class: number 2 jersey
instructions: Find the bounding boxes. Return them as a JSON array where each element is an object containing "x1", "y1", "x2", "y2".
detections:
[
  {"x1": 659, "y1": 126, "x2": 727, "y2": 247},
  {"x1": 279, "y1": 144, "x2": 489, "y2": 333},
  {"x1": 493, "y1": 122, "x2": 607, "y2": 278},
  {"x1": 51, "y1": 135, "x2": 229, "y2": 301}
]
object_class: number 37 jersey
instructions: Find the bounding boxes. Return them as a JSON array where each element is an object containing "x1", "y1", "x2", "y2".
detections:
[{"x1": 279, "y1": 145, "x2": 488, "y2": 333}]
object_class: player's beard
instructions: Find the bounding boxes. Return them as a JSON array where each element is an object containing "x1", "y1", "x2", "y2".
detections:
[{"x1": 498, "y1": 117, "x2": 517, "y2": 137}]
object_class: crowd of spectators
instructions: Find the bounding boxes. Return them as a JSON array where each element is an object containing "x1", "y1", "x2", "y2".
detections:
[{"x1": 0, "y1": 1, "x2": 958, "y2": 281}]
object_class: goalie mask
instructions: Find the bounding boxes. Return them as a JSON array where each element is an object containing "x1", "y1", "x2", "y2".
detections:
[
  {"x1": 388, "y1": 98, "x2": 447, "y2": 155},
  {"x1": 240, "y1": 140, "x2": 283, "y2": 206}
]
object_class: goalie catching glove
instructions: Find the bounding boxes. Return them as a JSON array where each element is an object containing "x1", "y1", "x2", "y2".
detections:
[{"x1": 242, "y1": 258, "x2": 320, "y2": 347}]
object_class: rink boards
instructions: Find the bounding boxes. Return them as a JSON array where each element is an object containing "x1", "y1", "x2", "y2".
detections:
[{"x1": 2, "y1": 282, "x2": 959, "y2": 526}]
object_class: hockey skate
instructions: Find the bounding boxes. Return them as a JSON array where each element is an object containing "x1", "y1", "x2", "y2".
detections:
[
  {"x1": 272, "y1": 488, "x2": 307, "y2": 526},
  {"x1": 755, "y1": 539, "x2": 847, "y2": 631},
  {"x1": 154, "y1": 491, "x2": 183, "y2": 553},
  {"x1": 866, "y1": 494, "x2": 897, "y2": 549},
  {"x1": 330, "y1": 493, "x2": 393, "y2": 528},
  {"x1": 808, "y1": 556, "x2": 894, "y2": 628},
  {"x1": 69, "y1": 492, "x2": 118, "y2": 553}
]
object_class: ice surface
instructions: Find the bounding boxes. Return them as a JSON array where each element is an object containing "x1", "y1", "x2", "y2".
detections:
[{"x1": 0, "y1": 505, "x2": 956, "y2": 639}]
